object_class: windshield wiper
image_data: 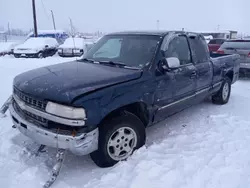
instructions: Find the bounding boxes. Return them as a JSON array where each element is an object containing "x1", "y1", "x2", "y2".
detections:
[
  {"x1": 78, "y1": 59, "x2": 140, "y2": 70},
  {"x1": 98, "y1": 60, "x2": 126, "y2": 66},
  {"x1": 78, "y1": 58, "x2": 95, "y2": 63},
  {"x1": 98, "y1": 61, "x2": 140, "y2": 70}
]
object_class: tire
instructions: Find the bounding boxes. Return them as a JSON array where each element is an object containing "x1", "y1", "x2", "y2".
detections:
[
  {"x1": 90, "y1": 111, "x2": 146, "y2": 168},
  {"x1": 212, "y1": 76, "x2": 231, "y2": 105},
  {"x1": 14, "y1": 54, "x2": 20, "y2": 58},
  {"x1": 37, "y1": 52, "x2": 44, "y2": 58}
]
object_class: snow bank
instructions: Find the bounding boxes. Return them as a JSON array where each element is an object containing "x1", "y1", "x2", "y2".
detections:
[{"x1": 85, "y1": 112, "x2": 250, "y2": 188}]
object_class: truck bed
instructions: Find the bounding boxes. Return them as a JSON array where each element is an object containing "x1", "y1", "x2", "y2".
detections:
[{"x1": 210, "y1": 53, "x2": 240, "y2": 85}]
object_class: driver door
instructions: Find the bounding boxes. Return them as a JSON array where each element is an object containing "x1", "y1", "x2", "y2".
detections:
[
  {"x1": 168, "y1": 35, "x2": 197, "y2": 104},
  {"x1": 154, "y1": 35, "x2": 197, "y2": 121}
]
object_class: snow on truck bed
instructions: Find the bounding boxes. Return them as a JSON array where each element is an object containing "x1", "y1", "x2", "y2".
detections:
[{"x1": 1, "y1": 56, "x2": 250, "y2": 188}]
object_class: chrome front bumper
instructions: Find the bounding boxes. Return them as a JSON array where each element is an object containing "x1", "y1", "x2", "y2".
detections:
[{"x1": 9, "y1": 103, "x2": 99, "y2": 156}]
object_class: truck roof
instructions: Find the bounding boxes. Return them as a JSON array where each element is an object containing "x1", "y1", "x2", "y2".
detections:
[{"x1": 107, "y1": 30, "x2": 203, "y2": 38}]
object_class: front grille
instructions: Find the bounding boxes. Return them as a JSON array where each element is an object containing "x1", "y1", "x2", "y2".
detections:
[
  {"x1": 12, "y1": 96, "x2": 85, "y2": 136},
  {"x1": 13, "y1": 87, "x2": 47, "y2": 111},
  {"x1": 13, "y1": 99, "x2": 47, "y2": 126}
]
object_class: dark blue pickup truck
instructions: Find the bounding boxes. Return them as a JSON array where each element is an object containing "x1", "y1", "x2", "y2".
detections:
[{"x1": 8, "y1": 31, "x2": 240, "y2": 167}]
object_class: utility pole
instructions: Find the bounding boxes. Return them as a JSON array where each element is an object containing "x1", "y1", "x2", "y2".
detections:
[
  {"x1": 217, "y1": 24, "x2": 220, "y2": 31},
  {"x1": 51, "y1": 10, "x2": 56, "y2": 30},
  {"x1": 156, "y1": 20, "x2": 159, "y2": 30},
  {"x1": 32, "y1": 0, "x2": 38, "y2": 37},
  {"x1": 69, "y1": 17, "x2": 75, "y2": 36},
  {"x1": 7, "y1": 22, "x2": 10, "y2": 35}
]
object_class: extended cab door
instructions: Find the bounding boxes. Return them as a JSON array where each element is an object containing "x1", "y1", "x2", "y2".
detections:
[
  {"x1": 154, "y1": 34, "x2": 197, "y2": 121},
  {"x1": 188, "y1": 34, "x2": 213, "y2": 100}
]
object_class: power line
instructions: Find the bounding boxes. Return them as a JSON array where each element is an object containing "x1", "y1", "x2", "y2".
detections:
[{"x1": 40, "y1": 0, "x2": 50, "y2": 20}]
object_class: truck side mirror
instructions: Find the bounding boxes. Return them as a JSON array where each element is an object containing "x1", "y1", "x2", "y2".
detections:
[{"x1": 160, "y1": 57, "x2": 180, "y2": 71}]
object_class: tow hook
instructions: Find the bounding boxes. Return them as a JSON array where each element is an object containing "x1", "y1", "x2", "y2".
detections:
[{"x1": 0, "y1": 95, "x2": 12, "y2": 118}]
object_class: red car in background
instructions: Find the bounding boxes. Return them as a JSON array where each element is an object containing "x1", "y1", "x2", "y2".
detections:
[{"x1": 208, "y1": 38, "x2": 226, "y2": 53}]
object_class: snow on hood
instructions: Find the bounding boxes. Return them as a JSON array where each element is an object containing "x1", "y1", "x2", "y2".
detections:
[
  {"x1": 59, "y1": 37, "x2": 93, "y2": 49},
  {"x1": 15, "y1": 37, "x2": 58, "y2": 50}
]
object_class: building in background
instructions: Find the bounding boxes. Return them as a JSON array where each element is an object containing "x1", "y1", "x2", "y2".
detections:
[{"x1": 197, "y1": 30, "x2": 238, "y2": 39}]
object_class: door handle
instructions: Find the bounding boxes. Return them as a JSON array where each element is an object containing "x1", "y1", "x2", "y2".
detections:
[{"x1": 190, "y1": 71, "x2": 197, "y2": 79}]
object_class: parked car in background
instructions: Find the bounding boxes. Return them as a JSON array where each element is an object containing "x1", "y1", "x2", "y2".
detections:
[
  {"x1": 208, "y1": 38, "x2": 226, "y2": 53},
  {"x1": 13, "y1": 37, "x2": 59, "y2": 58},
  {"x1": 0, "y1": 42, "x2": 18, "y2": 56},
  {"x1": 217, "y1": 39, "x2": 250, "y2": 76},
  {"x1": 57, "y1": 37, "x2": 94, "y2": 57}
]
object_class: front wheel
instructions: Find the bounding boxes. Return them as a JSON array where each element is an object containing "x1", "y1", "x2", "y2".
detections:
[
  {"x1": 90, "y1": 111, "x2": 146, "y2": 168},
  {"x1": 212, "y1": 77, "x2": 231, "y2": 104},
  {"x1": 14, "y1": 54, "x2": 20, "y2": 58},
  {"x1": 37, "y1": 52, "x2": 44, "y2": 58}
]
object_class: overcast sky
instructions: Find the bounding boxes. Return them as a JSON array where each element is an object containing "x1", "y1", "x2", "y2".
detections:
[{"x1": 1, "y1": 0, "x2": 250, "y2": 34}]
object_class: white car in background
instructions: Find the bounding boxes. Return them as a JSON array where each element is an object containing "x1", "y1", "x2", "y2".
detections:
[
  {"x1": 57, "y1": 37, "x2": 94, "y2": 57},
  {"x1": 13, "y1": 37, "x2": 59, "y2": 58}
]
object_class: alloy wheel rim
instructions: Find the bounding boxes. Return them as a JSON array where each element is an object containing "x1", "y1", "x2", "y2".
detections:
[
  {"x1": 222, "y1": 82, "x2": 229, "y2": 101},
  {"x1": 107, "y1": 127, "x2": 137, "y2": 161}
]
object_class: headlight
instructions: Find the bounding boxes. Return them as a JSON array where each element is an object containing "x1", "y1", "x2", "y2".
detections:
[
  {"x1": 58, "y1": 49, "x2": 62, "y2": 53},
  {"x1": 73, "y1": 49, "x2": 80, "y2": 53},
  {"x1": 45, "y1": 102, "x2": 86, "y2": 119}
]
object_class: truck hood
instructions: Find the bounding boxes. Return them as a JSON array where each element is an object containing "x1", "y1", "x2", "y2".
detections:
[{"x1": 13, "y1": 61, "x2": 142, "y2": 104}]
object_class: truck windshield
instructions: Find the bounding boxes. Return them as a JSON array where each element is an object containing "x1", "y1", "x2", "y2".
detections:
[{"x1": 81, "y1": 35, "x2": 160, "y2": 68}]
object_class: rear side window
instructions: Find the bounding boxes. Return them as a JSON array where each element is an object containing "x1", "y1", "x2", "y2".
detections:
[
  {"x1": 189, "y1": 36, "x2": 209, "y2": 63},
  {"x1": 220, "y1": 40, "x2": 250, "y2": 49}
]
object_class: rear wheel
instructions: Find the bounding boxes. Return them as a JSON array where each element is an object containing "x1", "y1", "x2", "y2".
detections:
[
  {"x1": 212, "y1": 77, "x2": 231, "y2": 104},
  {"x1": 90, "y1": 111, "x2": 146, "y2": 168}
]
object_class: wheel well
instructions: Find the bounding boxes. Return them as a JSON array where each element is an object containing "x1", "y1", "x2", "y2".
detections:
[
  {"x1": 225, "y1": 71, "x2": 233, "y2": 82},
  {"x1": 100, "y1": 102, "x2": 150, "y2": 127}
]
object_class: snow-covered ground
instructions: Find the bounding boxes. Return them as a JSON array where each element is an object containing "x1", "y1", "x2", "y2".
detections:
[{"x1": 1, "y1": 55, "x2": 250, "y2": 188}]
